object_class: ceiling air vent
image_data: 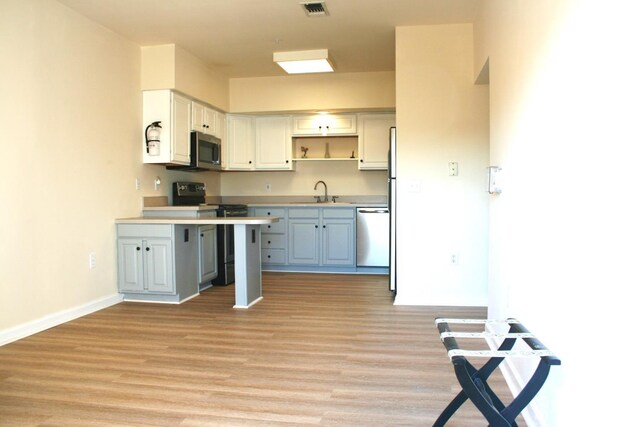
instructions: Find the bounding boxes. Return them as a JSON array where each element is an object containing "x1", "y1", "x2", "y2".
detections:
[{"x1": 301, "y1": 2, "x2": 329, "y2": 17}]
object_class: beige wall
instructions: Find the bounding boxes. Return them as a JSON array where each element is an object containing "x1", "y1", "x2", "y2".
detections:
[
  {"x1": 395, "y1": 24, "x2": 489, "y2": 307},
  {"x1": 0, "y1": 0, "x2": 220, "y2": 338},
  {"x1": 221, "y1": 162, "x2": 387, "y2": 197},
  {"x1": 474, "y1": 1, "x2": 640, "y2": 425},
  {"x1": 175, "y1": 46, "x2": 230, "y2": 111},
  {"x1": 142, "y1": 44, "x2": 230, "y2": 111},
  {"x1": 229, "y1": 71, "x2": 395, "y2": 113},
  {"x1": 141, "y1": 45, "x2": 175, "y2": 90}
]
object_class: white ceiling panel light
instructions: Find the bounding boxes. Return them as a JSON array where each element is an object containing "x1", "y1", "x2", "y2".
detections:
[{"x1": 273, "y1": 49, "x2": 334, "y2": 74}]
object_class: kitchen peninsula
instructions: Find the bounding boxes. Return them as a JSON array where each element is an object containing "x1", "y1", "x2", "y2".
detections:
[{"x1": 115, "y1": 216, "x2": 279, "y2": 308}]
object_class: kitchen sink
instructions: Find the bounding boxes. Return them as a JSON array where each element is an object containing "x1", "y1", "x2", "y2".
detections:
[{"x1": 287, "y1": 202, "x2": 353, "y2": 205}]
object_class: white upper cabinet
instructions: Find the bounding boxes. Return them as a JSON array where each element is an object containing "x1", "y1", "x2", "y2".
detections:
[
  {"x1": 226, "y1": 115, "x2": 294, "y2": 171},
  {"x1": 357, "y1": 113, "x2": 396, "y2": 170},
  {"x1": 192, "y1": 101, "x2": 225, "y2": 140},
  {"x1": 226, "y1": 115, "x2": 255, "y2": 170},
  {"x1": 191, "y1": 101, "x2": 215, "y2": 135},
  {"x1": 142, "y1": 90, "x2": 191, "y2": 166},
  {"x1": 255, "y1": 116, "x2": 293, "y2": 170},
  {"x1": 292, "y1": 114, "x2": 357, "y2": 136},
  {"x1": 214, "y1": 110, "x2": 226, "y2": 140}
]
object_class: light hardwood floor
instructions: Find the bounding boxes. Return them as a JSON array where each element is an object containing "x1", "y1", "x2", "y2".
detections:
[{"x1": 0, "y1": 273, "x2": 523, "y2": 426}]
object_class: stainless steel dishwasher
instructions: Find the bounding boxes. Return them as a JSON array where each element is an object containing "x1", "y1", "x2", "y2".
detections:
[{"x1": 356, "y1": 207, "x2": 390, "y2": 267}]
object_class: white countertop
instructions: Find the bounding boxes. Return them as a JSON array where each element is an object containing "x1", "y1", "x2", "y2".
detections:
[
  {"x1": 248, "y1": 203, "x2": 387, "y2": 208},
  {"x1": 249, "y1": 203, "x2": 354, "y2": 207},
  {"x1": 116, "y1": 217, "x2": 279, "y2": 225},
  {"x1": 142, "y1": 205, "x2": 219, "y2": 211}
]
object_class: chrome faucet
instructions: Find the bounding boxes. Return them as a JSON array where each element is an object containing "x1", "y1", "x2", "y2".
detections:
[{"x1": 314, "y1": 180, "x2": 329, "y2": 202}]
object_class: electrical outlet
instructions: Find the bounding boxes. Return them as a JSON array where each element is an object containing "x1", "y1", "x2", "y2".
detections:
[
  {"x1": 408, "y1": 180, "x2": 422, "y2": 193},
  {"x1": 89, "y1": 252, "x2": 97, "y2": 270},
  {"x1": 451, "y1": 252, "x2": 459, "y2": 265},
  {"x1": 135, "y1": 178, "x2": 141, "y2": 190},
  {"x1": 265, "y1": 183, "x2": 272, "y2": 192},
  {"x1": 448, "y1": 162, "x2": 458, "y2": 176}
]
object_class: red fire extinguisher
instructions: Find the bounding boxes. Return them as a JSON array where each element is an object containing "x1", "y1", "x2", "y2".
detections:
[{"x1": 145, "y1": 121, "x2": 162, "y2": 155}]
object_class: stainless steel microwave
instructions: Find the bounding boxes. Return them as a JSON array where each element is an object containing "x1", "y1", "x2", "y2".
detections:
[{"x1": 168, "y1": 131, "x2": 221, "y2": 171}]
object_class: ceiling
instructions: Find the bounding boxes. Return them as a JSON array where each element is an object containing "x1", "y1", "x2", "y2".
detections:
[{"x1": 56, "y1": 0, "x2": 481, "y2": 78}]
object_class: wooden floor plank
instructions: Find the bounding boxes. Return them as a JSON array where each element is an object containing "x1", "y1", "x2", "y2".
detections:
[{"x1": 0, "y1": 273, "x2": 524, "y2": 426}]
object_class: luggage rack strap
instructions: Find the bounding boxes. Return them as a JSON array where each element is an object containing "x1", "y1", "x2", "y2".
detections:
[
  {"x1": 448, "y1": 349, "x2": 555, "y2": 359},
  {"x1": 435, "y1": 318, "x2": 521, "y2": 325},
  {"x1": 440, "y1": 331, "x2": 535, "y2": 339}
]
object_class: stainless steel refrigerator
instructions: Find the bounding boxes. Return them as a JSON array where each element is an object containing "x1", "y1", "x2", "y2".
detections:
[{"x1": 388, "y1": 127, "x2": 397, "y2": 293}]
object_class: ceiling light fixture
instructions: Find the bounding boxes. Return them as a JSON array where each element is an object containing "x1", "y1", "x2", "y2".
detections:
[{"x1": 273, "y1": 49, "x2": 334, "y2": 74}]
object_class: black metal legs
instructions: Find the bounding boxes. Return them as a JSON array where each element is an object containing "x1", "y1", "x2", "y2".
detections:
[{"x1": 433, "y1": 319, "x2": 560, "y2": 427}]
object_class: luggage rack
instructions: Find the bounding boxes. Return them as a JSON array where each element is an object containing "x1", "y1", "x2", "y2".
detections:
[{"x1": 433, "y1": 318, "x2": 561, "y2": 427}]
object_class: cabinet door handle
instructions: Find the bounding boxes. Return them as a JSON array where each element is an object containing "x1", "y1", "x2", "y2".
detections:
[
  {"x1": 268, "y1": 255, "x2": 271, "y2": 259},
  {"x1": 136, "y1": 247, "x2": 141, "y2": 251},
  {"x1": 323, "y1": 225, "x2": 326, "y2": 228},
  {"x1": 200, "y1": 233, "x2": 204, "y2": 237},
  {"x1": 268, "y1": 240, "x2": 271, "y2": 244},
  {"x1": 286, "y1": 160, "x2": 289, "y2": 163},
  {"x1": 315, "y1": 225, "x2": 318, "y2": 228},
  {"x1": 145, "y1": 247, "x2": 150, "y2": 251},
  {"x1": 360, "y1": 159, "x2": 363, "y2": 162},
  {"x1": 249, "y1": 161, "x2": 252, "y2": 164}
]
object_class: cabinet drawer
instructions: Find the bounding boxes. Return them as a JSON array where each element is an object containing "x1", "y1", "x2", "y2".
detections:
[
  {"x1": 196, "y1": 210, "x2": 217, "y2": 218},
  {"x1": 262, "y1": 249, "x2": 286, "y2": 264},
  {"x1": 322, "y1": 208, "x2": 355, "y2": 219},
  {"x1": 288, "y1": 208, "x2": 320, "y2": 218},
  {"x1": 262, "y1": 234, "x2": 286, "y2": 249},
  {"x1": 254, "y1": 207, "x2": 286, "y2": 218},
  {"x1": 117, "y1": 224, "x2": 173, "y2": 238},
  {"x1": 261, "y1": 221, "x2": 285, "y2": 234}
]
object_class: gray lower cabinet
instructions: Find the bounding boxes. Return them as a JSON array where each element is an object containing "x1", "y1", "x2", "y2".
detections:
[
  {"x1": 118, "y1": 237, "x2": 174, "y2": 293},
  {"x1": 322, "y1": 218, "x2": 355, "y2": 265},
  {"x1": 254, "y1": 207, "x2": 287, "y2": 265},
  {"x1": 143, "y1": 208, "x2": 218, "y2": 287},
  {"x1": 117, "y1": 224, "x2": 199, "y2": 303},
  {"x1": 198, "y1": 225, "x2": 218, "y2": 285},
  {"x1": 288, "y1": 218, "x2": 320, "y2": 264},
  {"x1": 288, "y1": 208, "x2": 355, "y2": 267}
]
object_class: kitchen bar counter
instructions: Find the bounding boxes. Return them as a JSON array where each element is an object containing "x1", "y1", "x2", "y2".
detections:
[
  {"x1": 140, "y1": 205, "x2": 219, "y2": 211},
  {"x1": 116, "y1": 216, "x2": 279, "y2": 308},
  {"x1": 116, "y1": 216, "x2": 276, "y2": 225}
]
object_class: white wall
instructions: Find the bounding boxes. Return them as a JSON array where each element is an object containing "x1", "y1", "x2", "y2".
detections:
[
  {"x1": 142, "y1": 44, "x2": 230, "y2": 111},
  {"x1": 395, "y1": 24, "x2": 489, "y2": 306},
  {"x1": 0, "y1": 0, "x2": 220, "y2": 339},
  {"x1": 475, "y1": 1, "x2": 640, "y2": 425}
]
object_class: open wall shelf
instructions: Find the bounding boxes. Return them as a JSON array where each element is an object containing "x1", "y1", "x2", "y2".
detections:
[{"x1": 293, "y1": 136, "x2": 358, "y2": 161}]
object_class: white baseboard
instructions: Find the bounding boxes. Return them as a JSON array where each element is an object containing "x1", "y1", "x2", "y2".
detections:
[
  {"x1": 499, "y1": 358, "x2": 542, "y2": 427},
  {"x1": 485, "y1": 325, "x2": 542, "y2": 427},
  {"x1": 0, "y1": 293, "x2": 123, "y2": 346}
]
